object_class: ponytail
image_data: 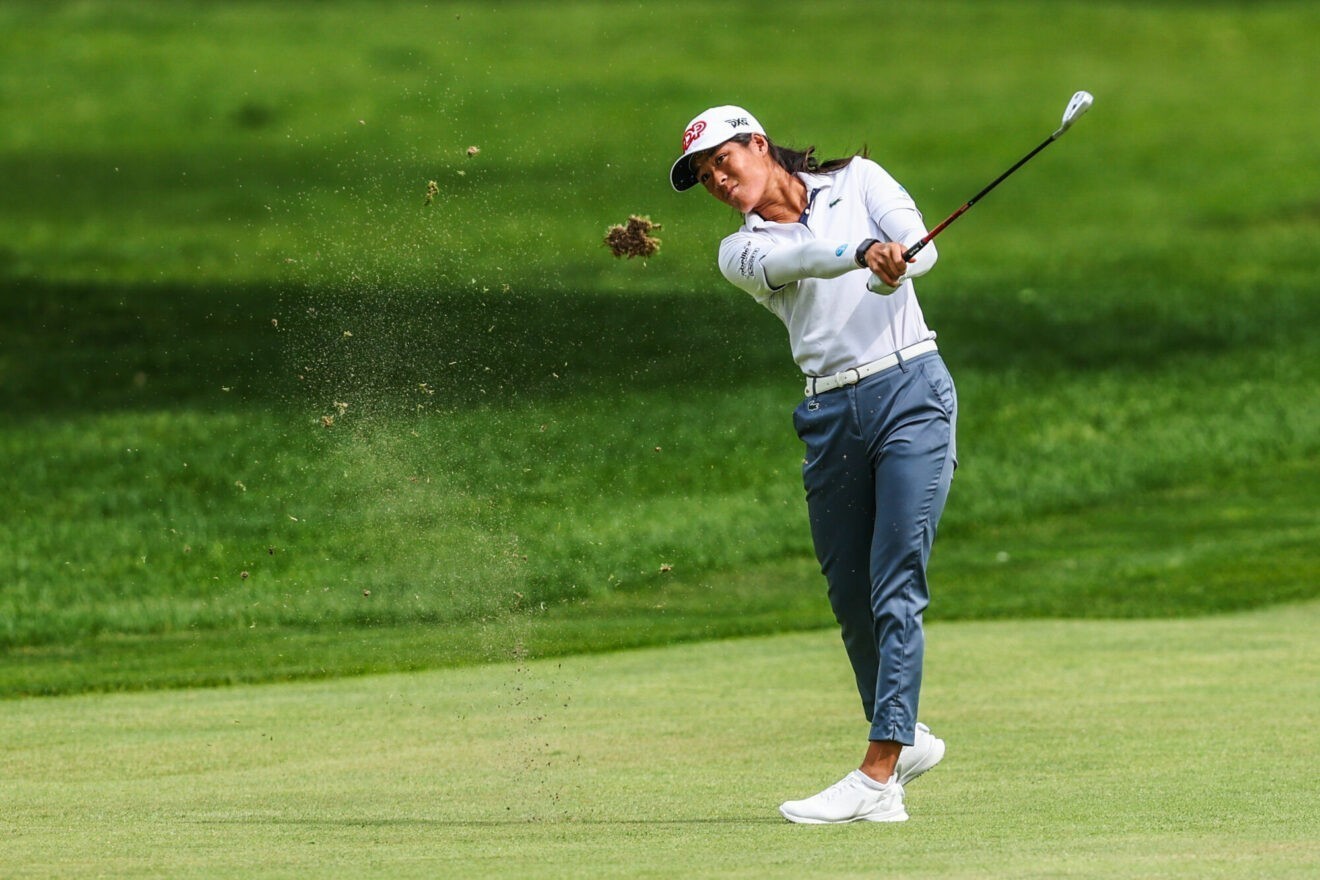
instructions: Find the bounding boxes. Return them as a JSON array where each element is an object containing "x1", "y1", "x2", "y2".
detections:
[{"x1": 728, "y1": 133, "x2": 864, "y2": 174}]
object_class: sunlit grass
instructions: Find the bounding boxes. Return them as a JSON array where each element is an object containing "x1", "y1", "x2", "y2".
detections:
[
  {"x1": 2, "y1": 0, "x2": 1318, "y2": 693},
  {"x1": 5, "y1": 602, "x2": 1319, "y2": 877}
]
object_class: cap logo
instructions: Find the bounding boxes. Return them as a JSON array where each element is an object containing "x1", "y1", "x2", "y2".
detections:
[
  {"x1": 682, "y1": 120, "x2": 707, "y2": 151},
  {"x1": 725, "y1": 117, "x2": 751, "y2": 128}
]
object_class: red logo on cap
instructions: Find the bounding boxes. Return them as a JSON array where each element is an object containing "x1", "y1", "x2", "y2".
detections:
[{"x1": 682, "y1": 120, "x2": 707, "y2": 151}]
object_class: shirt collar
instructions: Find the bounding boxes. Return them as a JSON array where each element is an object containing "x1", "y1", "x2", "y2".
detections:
[{"x1": 744, "y1": 172, "x2": 834, "y2": 229}]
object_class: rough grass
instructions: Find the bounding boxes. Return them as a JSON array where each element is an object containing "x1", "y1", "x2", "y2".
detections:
[
  {"x1": 2, "y1": 0, "x2": 1319, "y2": 694},
  {"x1": 7, "y1": 455, "x2": 1315, "y2": 697},
  {"x1": 3, "y1": 282, "x2": 1316, "y2": 657}
]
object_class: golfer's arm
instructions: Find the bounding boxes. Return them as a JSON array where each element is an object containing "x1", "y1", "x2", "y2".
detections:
[
  {"x1": 760, "y1": 240, "x2": 861, "y2": 290},
  {"x1": 758, "y1": 209, "x2": 938, "y2": 291}
]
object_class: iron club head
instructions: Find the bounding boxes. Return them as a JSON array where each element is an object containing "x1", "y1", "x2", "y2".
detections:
[
  {"x1": 1055, "y1": 90, "x2": 1094, "y2": 136},
  {"x1": 903, "y1": 88, "x2": 1096, "y2": 261}
]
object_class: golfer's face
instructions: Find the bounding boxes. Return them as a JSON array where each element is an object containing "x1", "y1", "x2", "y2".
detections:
[{"x1": 693, "y1": 139, "x2": 767, "y2": 213}]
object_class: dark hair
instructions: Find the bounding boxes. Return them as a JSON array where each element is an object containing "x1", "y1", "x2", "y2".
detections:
[{"x1": 728, "y1": 133, "x2": 865, "y2": 174}]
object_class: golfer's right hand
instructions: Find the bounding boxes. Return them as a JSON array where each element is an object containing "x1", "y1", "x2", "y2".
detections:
[{"x1": 862, "y1": 240, "x2": 911, "y2": 288}]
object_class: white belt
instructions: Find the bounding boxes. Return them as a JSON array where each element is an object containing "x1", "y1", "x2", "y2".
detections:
[{"x1": 804, "y1": 340, "x2": 939, "y2": 397}]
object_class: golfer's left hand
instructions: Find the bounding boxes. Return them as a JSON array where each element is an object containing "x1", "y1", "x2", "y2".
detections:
[{"x1": 863, "y1": 241, "x2": 912, "y2": 288}]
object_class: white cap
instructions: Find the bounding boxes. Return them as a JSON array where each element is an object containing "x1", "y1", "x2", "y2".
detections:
[{"x1": 669, "y1": 105, "x2": 766, "y2": 192}]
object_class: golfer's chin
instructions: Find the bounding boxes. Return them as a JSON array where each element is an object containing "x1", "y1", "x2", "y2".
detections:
[
  {"x1": 715, "y1": 186, "x2": 750, "y2": 213},
  {"x1": 726, "y1": 196, "x2": 755, "y2": 214}
]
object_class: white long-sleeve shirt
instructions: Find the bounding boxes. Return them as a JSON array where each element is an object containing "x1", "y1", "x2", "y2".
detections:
[{"x1": 717, "y1": 157, "x2": 938, "y2": 377}]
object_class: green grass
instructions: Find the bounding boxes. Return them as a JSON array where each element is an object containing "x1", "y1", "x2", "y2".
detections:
[
  {"x1": 4, "y1": 601, "x2": 1318, "y2": 878},
  {"x1": 4, "y1": 4, "x2": 1315, "y2": 872},
  {"x1": 3, "y1": 0, "x2": 1320, "y2": 695},
  {"x1": 3, "y1": 307, "x2": 1316, "y2": 692},
  {"x1": 6, "y1": 457, "x2": 1317, "y2": 697},
  {"x1": 3, "y1": 2, "x2": 1317, "y2": 292}
]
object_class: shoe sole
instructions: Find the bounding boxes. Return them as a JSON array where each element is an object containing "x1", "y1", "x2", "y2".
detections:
[
  {"x1": 897, "y1": 734, "x2": 945, "y2": 786},
  {"x1": 779, "y1": 805, "x2": 909, "y2": 824}
]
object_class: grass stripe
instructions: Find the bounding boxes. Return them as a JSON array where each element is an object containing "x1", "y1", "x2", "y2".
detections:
[{"x1": 6, "y1": 455, "x2": 1316, "y2": 697}]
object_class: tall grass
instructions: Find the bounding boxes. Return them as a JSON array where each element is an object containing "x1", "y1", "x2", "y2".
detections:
[{"x1": 2, "y1": 1, "x2": 1318, "y2": 692}]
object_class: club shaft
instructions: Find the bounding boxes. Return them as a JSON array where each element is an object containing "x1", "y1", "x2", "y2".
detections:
[{"x1": 903, "y1": 132, "x2": 1059, "y2": 262}]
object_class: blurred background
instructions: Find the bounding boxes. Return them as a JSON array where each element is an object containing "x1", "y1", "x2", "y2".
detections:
[{"x1": 2, "y1": 0, "x2": 1316, "y2": 694}]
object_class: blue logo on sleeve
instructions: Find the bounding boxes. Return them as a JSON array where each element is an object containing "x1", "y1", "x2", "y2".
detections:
[{"x1": 835, "y1": 245, "x2": 847, "y2": 257}]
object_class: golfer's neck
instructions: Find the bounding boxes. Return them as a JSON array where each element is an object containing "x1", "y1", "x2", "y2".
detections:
[{"x1": 757, "y1": 172, "x2": 808, "y2": 224}]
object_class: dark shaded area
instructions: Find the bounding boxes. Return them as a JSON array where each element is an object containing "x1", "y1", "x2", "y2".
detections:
[
  {"x1": 0, "y1": 279, "x2": 788, "y2": 419},
  {"x1": 3, "y1": 275, "x2": 1315, "y2": 421},
  {"x1": 939, "y1": 281, "x2": 1319, "y2": 378}
]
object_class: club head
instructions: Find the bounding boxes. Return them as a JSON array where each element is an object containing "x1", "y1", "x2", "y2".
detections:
[{"x1": 1055, "y1": 90, "x2": 1094, "y2": 136}]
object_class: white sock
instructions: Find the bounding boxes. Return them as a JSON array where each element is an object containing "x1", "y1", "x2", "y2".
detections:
[{"x1": 853, "y1": 770, "x2": 894, "y2": 791}]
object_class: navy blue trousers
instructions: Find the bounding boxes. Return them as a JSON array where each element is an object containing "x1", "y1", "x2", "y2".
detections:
[{"x1": 792, "y1": 352, "x2": 957, "y2": 745}]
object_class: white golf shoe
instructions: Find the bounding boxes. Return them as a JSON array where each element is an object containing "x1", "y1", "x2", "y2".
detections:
[
  {"x1": 778, "y1": 771, "x2": 908, "y2": 824},
  {"x1": 895, "y1": 722, "x2": 946, "y2": 785}
]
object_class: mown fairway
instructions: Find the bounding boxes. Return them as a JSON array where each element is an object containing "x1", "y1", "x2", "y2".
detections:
[{"x1": 4, "y1": 602, "x2": 1318, "y2": 878}]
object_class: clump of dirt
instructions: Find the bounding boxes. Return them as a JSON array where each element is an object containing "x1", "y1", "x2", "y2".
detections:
[{"x1": 604, "y1": 215, "x2": 661, "y2": 259}]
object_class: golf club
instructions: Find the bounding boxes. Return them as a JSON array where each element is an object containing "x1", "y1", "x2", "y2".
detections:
[{"x1": 902, "y1": 90, "x2": 1093, "y2": 261}]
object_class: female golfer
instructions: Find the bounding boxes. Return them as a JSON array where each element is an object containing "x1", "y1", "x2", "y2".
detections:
[{"x1": 671, "y1": 106, "x2": 954, "y2": 823}]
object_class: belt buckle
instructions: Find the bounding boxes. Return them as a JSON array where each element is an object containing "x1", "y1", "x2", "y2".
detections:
[{"x1": 840, "y1": 368, "x2": 861, "y2": 388}]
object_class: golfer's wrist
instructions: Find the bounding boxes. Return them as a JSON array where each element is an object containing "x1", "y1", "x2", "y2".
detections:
[{"x1": 854, "y1": 239, "x2": 879, "y2": 268}]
